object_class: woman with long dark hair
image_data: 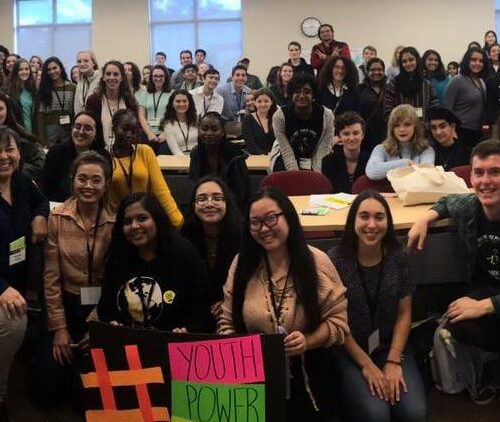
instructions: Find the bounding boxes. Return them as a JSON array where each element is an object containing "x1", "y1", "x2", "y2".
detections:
[
  {"x1": 318, "y1": 56, "x2": 359, "y2": 118},
  {"x1": 358, "y1": 58, "x2": 388, "y2": 153},
  {"x1": 218, "y1": 186, "x2": 348, "y2": 421},
  {"x1": 162, "y1": 90, "x2": 198, "y2": 155},
  {"x1": 4, "y1": 58, "x2": 39, "y2": 135},
  {"x1": 269, "y1": 63, "x2": 294, "y2": 107},
  {"x1": 383, "y1": 47, "x2": 438, "y2": 120},
  {"x1": 182, "y1": 176, "x2": 241, "y2": 326},
  {"x1": 328, "y1": 190, "x2": 426, "y2": 421},
  {"x1": 38, "y1": 56, "x2": 76, "y2": 146},
  {"x1": 124, "y1": 61, "x2": 144, "y2": 103},
  {"x1": 42, "y1": 110, "x2": 109, "y2": 201},
  {"x1": 97, "y1": 192, "x2": 210, "y2": 332},
  {"x1": 241, "y1": 88, "x2": 277, "y2": 154},
  {"x1": 422, "y1": 49, "x2": 450, "y2": 106},
  {"x1": 445, "y1": 47, "x2": 488, "y2": 147},
  {"x1": 85, "y1": 60, "x2": 138, "y2": 150}
]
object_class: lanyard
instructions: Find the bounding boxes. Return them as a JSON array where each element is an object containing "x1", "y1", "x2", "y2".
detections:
[
  {"x1": 152, "y1": 92, "x2": 163, "y2": 118},
  {"x1": 176, "y1": 119, "x2": 190, "y2": 152},
  {"x1": 114, "y1": 146, "x2": 136, "y2": 193},
  {"x1": 264, "y1": 257, "x2": 291, "y2": 328},
  {"x1": 104, "y1": 94, "x2": 120, "y2": 120},
  {"x1": 235, "y1": 91, "x2": 245, "y2": 112},
  {"x1": 54, "y1": 85, "x2": 66, "y2": 112},
  {"x1": 78, "y1": 206, "x2": 101, "y2": 286},
  {"x1": 357, "y1": 260, "x2": 384, "y2": 331},
  {"x1": 203, "y1": 93, "x2": 213, "y2": 116},
  {"x1": 331, "y1": 83, "x2": 344, "y2": 117},
  {"x1": 82, "y1": 78, "x2": 90, "y2": 105},
  {"x1": 468, "y1": 77, "x2": 486, "y2": 104}
]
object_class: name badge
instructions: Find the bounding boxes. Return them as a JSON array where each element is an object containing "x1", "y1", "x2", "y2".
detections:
[
  {"x1": 59, "y1": 115, "x2": 71, "y2": 125},
  {"x1": 368, "y1": 329, "x2": 380, "y2": 355},
  {"x1": 81, "y1": 286, "x2": 102, "y2": 305},
  {"x1": 9, "y1": 236, "x2": 26, "y2": 266},
  {"x1": 414, "y1": 107, "x2": 423, "y2": 118},
  {"x1": 298, "y1": 158, "x2": 312, "y2": 170},
  {"x1": 148, "y1": 118, "x2": 161, "y2": 130}
]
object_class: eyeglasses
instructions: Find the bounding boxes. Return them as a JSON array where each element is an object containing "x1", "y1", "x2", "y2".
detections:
[
  {"x1": 249, "y1": 213, "x2": 283, "y2": 232},
  {"x1": 73, "y1": 123, "x2": 95, "y2": 133},
  {"x1": 75, "y1": 175, "x2": 104, "y2": 187},
  {"x1": 195, "y1": 194, "x2": 225, "y2": 206}
]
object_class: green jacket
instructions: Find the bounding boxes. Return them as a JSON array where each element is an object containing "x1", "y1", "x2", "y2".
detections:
[{"x1": 432, "y1": 193, "x2": 500, "y2": 313}]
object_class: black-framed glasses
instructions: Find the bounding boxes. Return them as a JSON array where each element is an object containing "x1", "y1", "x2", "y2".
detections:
[
  {"x1": 249, "y1": 213, "x2": 284, "y2": 232},
  {"x1": 195, "y1": 194, "x2": 225, "y2": 207}
]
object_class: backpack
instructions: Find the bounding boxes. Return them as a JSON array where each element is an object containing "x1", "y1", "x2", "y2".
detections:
[{"x1": 430, "y1": 317, "x2": 498, "y2": 403}]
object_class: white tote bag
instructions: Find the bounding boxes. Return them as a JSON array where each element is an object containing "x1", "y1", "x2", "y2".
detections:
[{"x1": 387, "y1": 164, "x2": 470, "y2": 206}]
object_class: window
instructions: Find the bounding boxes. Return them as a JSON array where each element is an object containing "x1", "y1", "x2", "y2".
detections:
[
  {"x1": 150, "y1": 0, "x2": 242, "y2": 80},
  {"x1": 15, "y1": 0, "x2": 92, "y2": 70}
]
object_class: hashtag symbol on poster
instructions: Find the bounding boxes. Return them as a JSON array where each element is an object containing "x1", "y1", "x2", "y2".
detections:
[{"x1": 81, "y1": 345, "x2": 170, "y2": 421}]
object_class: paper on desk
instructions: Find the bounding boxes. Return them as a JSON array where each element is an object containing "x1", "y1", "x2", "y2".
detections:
[{"x1": 310, "y1": 193, "x2": 357, "y2": 209}]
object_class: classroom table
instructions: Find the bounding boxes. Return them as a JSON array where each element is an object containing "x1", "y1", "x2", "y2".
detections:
[
  {"x1": 289, "y1": 195, "x2": 466, "y2": 286},
  {"x1": 289, "y1": 195, "x2": 453, "y2": 231},
  {"x1": 157, "y1": 154, "x2": 270, "y2": 172}
]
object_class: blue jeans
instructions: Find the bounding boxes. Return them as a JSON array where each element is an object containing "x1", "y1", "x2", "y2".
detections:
[{"x1": 334, "y1": 347, "x2": 427, "y2": 422}]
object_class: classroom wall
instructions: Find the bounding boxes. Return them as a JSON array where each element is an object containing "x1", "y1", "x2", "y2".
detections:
[{"x1": 0, "y1": 0, "x2": 496, "y2": 80}]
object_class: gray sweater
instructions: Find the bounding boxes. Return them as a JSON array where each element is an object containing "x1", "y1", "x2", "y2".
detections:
[{"x1": 444, "y1": 74, "x2": 485, "y2": 131}]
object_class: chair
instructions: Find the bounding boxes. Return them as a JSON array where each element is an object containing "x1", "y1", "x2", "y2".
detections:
[
  {"x1": 351, "y1": 176, "x2": 394, "y2": 194},
  {"x1": 260, "y1": 170, "x2": 333, "y2": 196},
  {"x1": 451, "y1": 165, "x2": 471, "y2": 188},
  {"x1": 260, "y1": 171, "x2": 333, "y2": 239}
]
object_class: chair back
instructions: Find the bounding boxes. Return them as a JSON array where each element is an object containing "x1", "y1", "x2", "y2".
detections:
[
  {"x1": 260, "y1": 170, "x2": 333, "y2": 195},
  {"x1": 351, "y1": 176, "x2": 394, "y2": 194},
  {"x1": 450, "y1": 165, "x2": 471, "y2": 188}
]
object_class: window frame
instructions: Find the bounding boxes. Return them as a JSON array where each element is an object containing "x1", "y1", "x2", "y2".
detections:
[
  {"x1": 14, "y1": 0, "x2": 92, "y2": 59},
  {"x1": 148, "y1": 0, "x2": 242, "y2": 67}
]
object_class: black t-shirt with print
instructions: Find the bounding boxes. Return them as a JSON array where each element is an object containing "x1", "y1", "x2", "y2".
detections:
[{"x1": 475, "y1": 207, "x2": 500, "y2": 290}]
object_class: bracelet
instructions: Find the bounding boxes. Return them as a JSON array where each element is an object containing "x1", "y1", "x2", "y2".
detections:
[
  {"x1": 390, "y1": 346, "x2": 403, "y2": 353},
  {"x1": 386, "y1": 359, "x2": 402, "y2": 366}
]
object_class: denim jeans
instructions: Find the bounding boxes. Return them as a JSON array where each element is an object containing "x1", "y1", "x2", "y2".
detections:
[{"x1": 334, "y1": 347, "x2": 427, "y2": 422}]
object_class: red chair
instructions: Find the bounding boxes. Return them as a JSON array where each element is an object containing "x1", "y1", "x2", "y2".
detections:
[
  {"x1": 260, "y1": 170, "x2": 333, "y2": 195},
  {"x1": 451, "y1": 165, "x2": 471, "y2": 188},
  {"x1": 351, "y1": 176, "x2": 394, "y2": 194},
  {"x1": 260, "y1": 171, "x2": 334, "y2": 239}
]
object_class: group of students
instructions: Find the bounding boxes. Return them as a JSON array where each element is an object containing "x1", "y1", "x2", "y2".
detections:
[
  {"x1": 1, "y1": 26, "x2": 500, "y2": 422},
  {"x1": 0, "y1": 119, "x2": 427, "y2": 420}
]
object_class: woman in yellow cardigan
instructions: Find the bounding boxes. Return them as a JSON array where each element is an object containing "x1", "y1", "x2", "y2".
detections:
[{"x1": 109, "y1": 109, "x2": 183, "y2": 228}]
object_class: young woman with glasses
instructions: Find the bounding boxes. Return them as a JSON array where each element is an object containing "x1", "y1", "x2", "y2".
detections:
[
  {"x1": 218, "y1": 186, "x2": 349, "y2": 421},
  {"x1": 42, "y1": 111, "x2": 109, "y2": 202},
  {"x1": 182, "y1": 176, "x2": 242, "y2": 328}
]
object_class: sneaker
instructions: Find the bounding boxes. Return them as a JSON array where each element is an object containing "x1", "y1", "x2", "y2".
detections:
[{"x1": 472, "y1": 384, "x2": 496, "y2": 405}]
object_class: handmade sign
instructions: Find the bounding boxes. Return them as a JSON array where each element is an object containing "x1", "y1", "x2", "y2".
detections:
[{"x1": 80, "y1": 322, "x2": 286, "y2": 421}]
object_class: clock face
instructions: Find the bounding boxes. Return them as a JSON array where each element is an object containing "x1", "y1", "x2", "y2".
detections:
[{"x1": 301, "y1": 17, "x2": 321, "y2": 38}]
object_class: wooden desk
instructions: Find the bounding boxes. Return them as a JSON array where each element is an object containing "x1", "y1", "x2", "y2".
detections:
[
  {"x1": 157, "y1": 154, "x2": 270, "y2": 172},
  {"x1": 290, "y1": 196, "x2": 452, "y2": 231}
]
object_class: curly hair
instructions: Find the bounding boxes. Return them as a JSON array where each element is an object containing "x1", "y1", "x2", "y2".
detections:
[{"x1": 318, "y1": 56, "x2": 359, "y2": 91}]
